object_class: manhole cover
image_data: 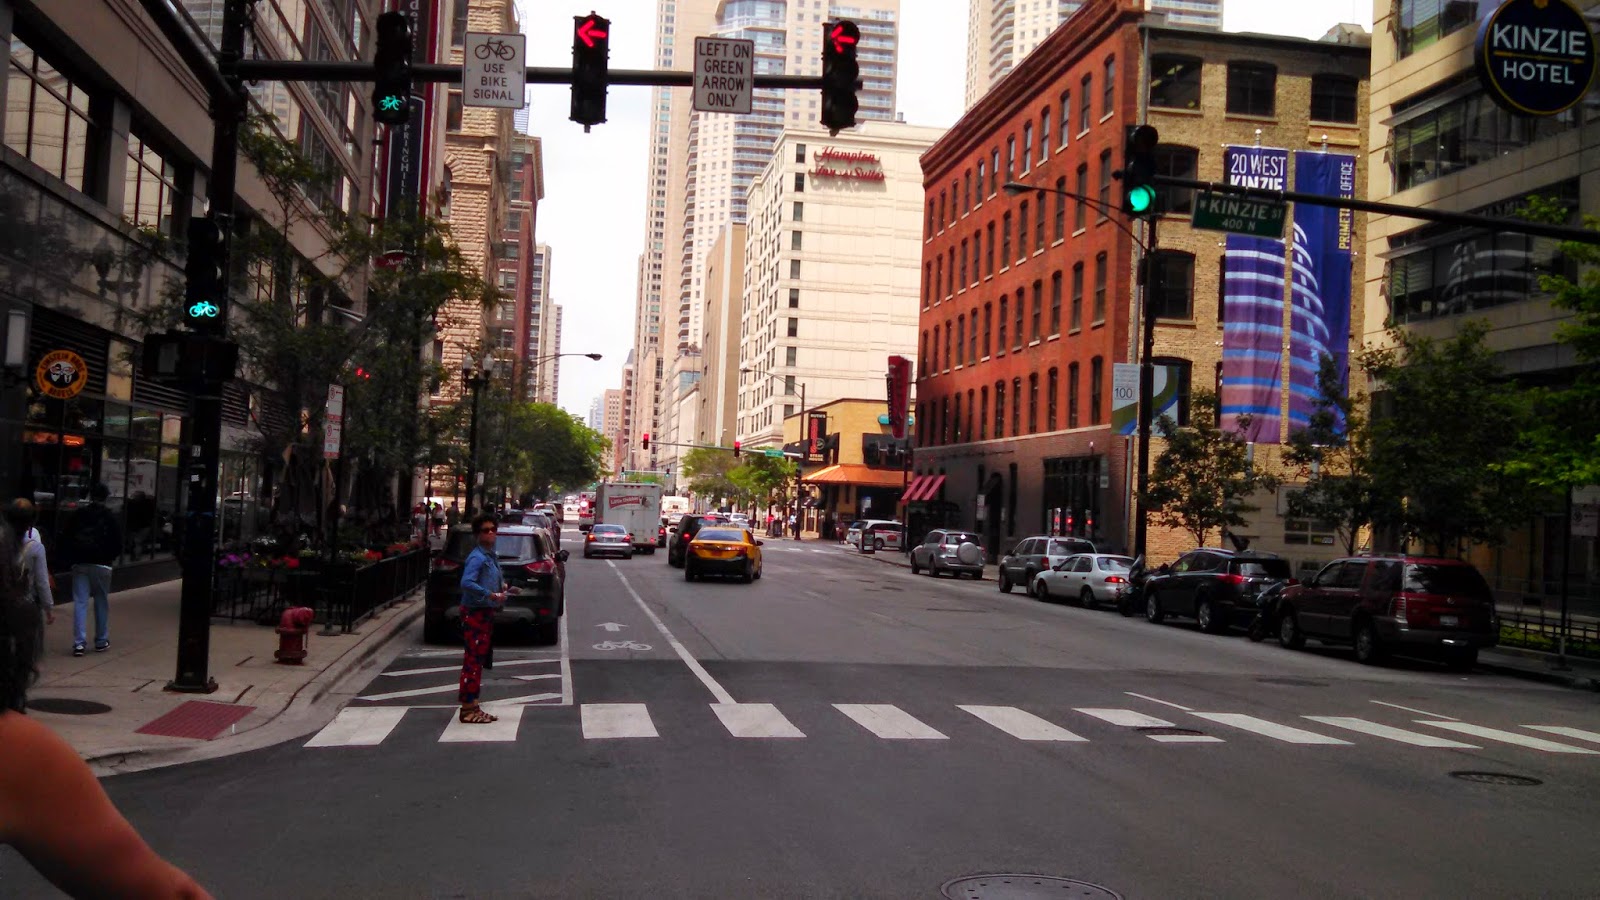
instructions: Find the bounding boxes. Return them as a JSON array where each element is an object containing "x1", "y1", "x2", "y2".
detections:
[
  {"x1": 1136, "y1": 726, "x2": 1205, "y2": 737},
  {"x1": 1450, "y1": 771, "x2": 1543, "y2": 786},
  {"x1": 941, "y1": 875, "x2": 1122, "y2": 899},
  {"x1": 25, "y1": 697, "x2": 113, "y2": 716},
  {"x1": 1256, "y1": 677, "x2": 1329, "y2": 687}
]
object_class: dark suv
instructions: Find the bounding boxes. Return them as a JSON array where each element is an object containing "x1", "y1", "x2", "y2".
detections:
[
  {"x1": 1143, "y1": 549, "x2": 1294, "y2": 633},
  {"x1": 425, "y1": 525, "x2": 569, "y2": 645},
  {"x1": 1277, "y1": 555, "x2": 1498, "y2": 669},
  {"x1": 667, "y1": 513, "x2": 727, "y2": 567}
]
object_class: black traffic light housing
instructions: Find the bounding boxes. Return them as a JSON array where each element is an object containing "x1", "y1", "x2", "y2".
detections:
[
  {"x1": 733, "y1": 440, "x2": 742, "y2": 458},
  {"x1": 372, "y1": 11, "x2": 414, "y2": 126},
  {"x1": 571, "y1": 12, "x2": 610, "y2": 130},
  {"x1": 821, "y1": 20, "x2": 860, "y2": 136},
  {"x1": 183, "y1": 215, "x2": 225, "y2": 335},
  {"x1": 1119, "y1": 124, "x2": 1160, "y2": 217},
  {"x1": 641, "y1": 432, "x2": 650, "y2": 450}
]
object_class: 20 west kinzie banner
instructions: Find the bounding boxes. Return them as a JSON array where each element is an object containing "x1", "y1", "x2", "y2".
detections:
[
  {"x1": 1288, "y1": 152, "x2": 1356, "y2": 433},
  {"x1": 1220, "y1": 145, "x2": 1289, "y2": 443}
]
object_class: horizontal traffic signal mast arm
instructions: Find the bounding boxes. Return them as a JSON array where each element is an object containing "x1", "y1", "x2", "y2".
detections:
[
  {"x1": 232, "y1": 59, "x2": 854, "y2": 90},
  {"x1": 1154, "y1": 174, "x2": 1600, "y2": 246}
]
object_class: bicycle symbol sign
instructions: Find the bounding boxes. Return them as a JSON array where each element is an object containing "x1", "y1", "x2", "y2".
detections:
[
  {"x1": 463, "y1": 32, "x2": 526, "y2": 110},
  {"x1": 187, "y1": 300, "x2": 220, "y2": 319},
  {"x1": 474, "y1": 38, "x2": 517, "y2": 60},
  {"x1": 593, "y1": 640, "x2": 653, "y2": 651}
]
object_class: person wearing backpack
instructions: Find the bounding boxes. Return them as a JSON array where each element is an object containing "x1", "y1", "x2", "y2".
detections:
[
  {"x1": 4, "y1": 500, "x2": 54, "y2": 647},
  {"x1": 59, "y1": 483, "x2": 121, "y2": 657}
]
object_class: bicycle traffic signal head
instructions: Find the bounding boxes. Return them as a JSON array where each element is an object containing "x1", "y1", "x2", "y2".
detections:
[
  {"x1": 821, "y1": 20, "x2": 860, "y2": 135},
  {"x1": 571, "y1": 13, "x2": 611, "y2": 130},
  {"x1": 372, "y1": 12, "x2": 414, "y2": 127},
  {"x1": 1119, "y1": 124, "x2": 1160, "y2": 218},
  {"x1": 183, "y1": 216, "x2": 226, "y2": 335}
]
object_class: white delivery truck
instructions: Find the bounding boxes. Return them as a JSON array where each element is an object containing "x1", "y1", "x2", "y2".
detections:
[
  {"x1": 594, "y1": 482, "x2": 663, "y2": 554},
  {"x1": 660, "y1": 495, "x2": 691, "y2": 524}
]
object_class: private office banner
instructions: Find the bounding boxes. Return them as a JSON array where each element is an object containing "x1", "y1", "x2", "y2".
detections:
[
  {"x1": 1288, "y1": 152, "x2": 1356, "y2": 435},
  {"x1": 1220, "y1": 146, "x2": 1289, "y2": 443}
]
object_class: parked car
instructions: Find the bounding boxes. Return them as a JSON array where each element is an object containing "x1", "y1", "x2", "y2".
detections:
[
  {"x1": 846, "y1": 519, "x2": 905, "y2": 551},
  {"x1": 684, "y1": 526, "x2": 763, "y2": 583},
  {"x1": 667, "y1": 513, "x2": 728, "y2": 567},
  {"x1": 1143, "y1": 549, "x2": 1295, "y2": 633},
  {"x1": 657, "y1": 516, "x2": 671, "y2": 548},
  {"x1": 1031, "y1": 554, "x2": 1135, "y2": 607},
  {"x1": 997, "y1": 535, "x2": 1098, "y2": 594},
  {"x1": 424, "y1": 524, "x2": 568, "y2": 645},
  {"x1": 909, "y1": 529, "x2": 986, "y2": 578},
  {"x1": 583, "y1": 523, "x2": 635, "y2": 559},
  {"x1": 533, "y1": 502, "x2": 560, "y2": 523},
  {"x1": 520, "y1": 510, "x2": 559, "y2": 549},
  {"x1": 1276, "y1": 554, "x2": 1498, "y2": 669}
]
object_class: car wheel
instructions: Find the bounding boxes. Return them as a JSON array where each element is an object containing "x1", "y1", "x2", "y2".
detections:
[
  {"x1": 1145, "y1": 593, "x2": 1165, "y2": 623},
  {"x1": 582, "y1": 550, "x2": 592, "y2": 559},
  {"x1": 753, "y1": 564, "x2": 762, "y2": 580},
  {"x1": 741, "y1": 562, "x2": 754, "y2": 584},
  {"x1": 1196, "y1": 595, "x2": 1223, "y2": 634},
  {"x1": 873, "y1": 537, "x2": 885, "y2": 551},
  {"x1": 1278, "y1": 607, "x2": 1306, "y2": 649},
  {"x1": 685, "y1": 563, "x2": 697, "y2": 582},
  {"x1": 1080, "y1": 587, "x2": 1097, "y2": 609},
  {"x1": 910, "y1": 557, "x2": 921, "y2": 575},
  {"x1": 1442, "y1": 647, "x2": 1478, "y2": 671},
  {"x1": 532, "y1": 620, "x2": 559, "y2": 646},
  {"x1": 998, "y1": 571, "x2": 1012, "y2": 593},
  {"x1": 1353, "y1": 618, "x2": 1385, "y2": 664}
]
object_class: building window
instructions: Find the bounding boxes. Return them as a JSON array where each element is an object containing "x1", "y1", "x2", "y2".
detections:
[
  {"x1": 998, "y1": 296, "x2": 1008, "y2": 351},
  {"x1": 124, "y1": 133, "x2": 181, "y2": 237},
  {"x1": 1011, "y1": 378, "x2": 1022, "y2": 436},
  {"x1": 940, "y1": 397, "x2": 949, "y2": 444},
  {"x1": 787, "y1": 317, "x2": 799, "y2": 337},
  {"x1": 920, "y1": 330, "x2": 929, "y2": 373},
  {"x1": 1154, "y1": 146, "x2": 1199, "y2": 215},
  {"x1": 1030, "y1": 280, "x2": 1043, "y2": 341},
  {"x1": 1047, "y1": 368, "x2": 1058, "y2": 430},
  {"x1": 1074, "y1": 164, "x2": 1088, "y2": 230},
  {"x1": 1022, "y1": 123, "x2": 1033, "y2": 174},
  {"x1": 1017, "y1": 201, "x2": 1029, "y2": 259},
  {"x1": 791, "y1": 230, "x2": 803, "y2": 250},
  {"x1": 948, "y1": 248, "x2": 957, "y2": 296},
  {"x1": 922, "y1": 265, "x2": 931, "y2": 307},
  {"x1": 6, "y1": 38, "x2": 99, "y2": 195},
  {"x1": 1398, "y1": 0, "x2": 1479, "y2": 58},
  {"x1": 963, "y1": 170, "x2": 972, "y2": 213},
  {"x1": 1049, "y1": 271, "x2": 1062, "y2": 335},
  {"x1": 1149, "y1": 55, "x2": 1202, "y2": 110},
  {"x1": 1053, "y1": 177, "x2": 1066, "y2": 241},
  {"x1": 984, "y1": 222, "x2": 995, "y2": 276},
  {"x1": 959, "y1": 239, "x2": 969, "y2": 287},
  {"x1": 786, "y1": 346, "x2": 797, "y2": 366},
  {"x1": 1006, "y1": 136, "x2": 1016, "y2": 182},
  {"x1": 452, "y1": 0, "x2": 469, "y2": 47},
  {"x1": 944, "y1": 323, "x2": 952, "y2": 370},
  {"x1": 1310, "y1": 74, "x2": 1358, "y2": 123},
  {"x1": 1102, "y1": 56, "x2": 1116, "y2": 116},
  {"x1": 1151, "y1": 250, "x2": 1195, "y2": 319},
  {"x1": 1227, "y1": 62, "x2": 1277, "y2": 117},
  {"x1": 980, "y1": 387, "x2": 989, "y2": 440},
  {"x1": 953, "y1": 393, "x2": 962, "y2": 443},
  {"x1": 934, "y1": 257, "x2": 943, "y2": 299},
  {"x1": 969, "y1": 311, "x2": 979, "y2": 364},
  {"x1": 789, "y1": 259, "x2": 801, "y2": 279},
  {"x1": 1058, "y1": 90, "x2": 1071, "y2": 146},
  {"x1": 1028, "y1": 373, "x2": 1039, "y2": 434},
  {"x1": 1097, "y1": 149, "x2": 1112, "y2": 219},
  {"x1": 976, "y1": 159, "x2": 988, "y2": 202},
  {"x1": 1389, "y1": 91, "x2": 1575, "y2": 192},
  {"x1": 971, "y1": 232, "x2": 981, "y2": 285},
  {"x1": 795, "y1": 172, "x2": 806, "y2": 192},
  {"x1": 991, "y1": 148, "x2": 1000, "y2": 194},
  {"x1": 1079, "y1": 74, "x2": 1092, "y2": 132},
  {"x1": 506, "y1": 212, "x2": 522, "y2": 232},
  {"x1": 795, "y1": 142, "x2": 807, "y2": 163},
  {"x1": 1040, "y1": 109, "x2": 1051, "y2": 161},
  {"x1": 995, "y1": 380, "x2": 1006, "y2": 438},
  {"x1": 1093, "y1": 252, "x2": 1107, "y2": 323},
  {"x1": 1089, "y1": 357, "x2": 1104, "y2": 424},
  {"x1": 447, "y1": 91, "x2": 464, "y2": 130},
  {"x1": 1033, "y1": 197, "x2": 1046, "y2": 252},
  {"x1": 1153, "y1": 357, "x2": 1194, "y2": 426},
  {"x1": 1070, "y1": 263, "x2": 1084, "y2": 331},
  {"x1": 1001, "y1": 212, "x2": 1012, "y2": 264},
  {"x1": 1068, "y1": 363, "x2": 1081, "y2": 428},
  {"x1": 793, "y1": 201, "x2": 803, "y2": 221},
  {"x1": 926, "y1": 200, "x2": 935, "y2": 238},
  {"x1": 790, "y1": 287, "x2": 800, "y2": 309},
  {"x1": 982, "y1": 302, "x2": 992, "y2": 356},
  {"x1": 930, "y1": 325, "x2": 939, "y2": 371},
  {"x1": 955, "y1": 316, "x2": 966, "y2": 366},
  {"x1": 1013, "y1": 296, "x2": 1024, "y2": 350},
  {"x1": 950, "y1": 180, "x2": 959, "y2": 223}
]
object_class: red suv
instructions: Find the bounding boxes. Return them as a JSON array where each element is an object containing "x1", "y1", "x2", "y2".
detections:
[{"x1": 1276, "y1": 555, "x2": 1498, "y2": 669}]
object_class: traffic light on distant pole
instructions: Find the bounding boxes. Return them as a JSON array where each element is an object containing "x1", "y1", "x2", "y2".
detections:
[
  {"x1": 1119, "y1": 124, "x2": 1160, "y2": 217},
  {"x1": 371, "y1": 11, "x2": 413, "y2": 126},
  {"x1": 571, "y1": 12, "x2": 611, "y2": 130},
  {"x1": 183, "y1": 215, "x2": 225, "y2": 335},
  {"x1": 733, "y1": 440, "x2": 742, "y2": 458},
  {"x1": 820, "y1": 20, "x2": 860, "y2": 135},
  {"x1": 641, "y1": 432, "x2": 650, "y2": 450}
]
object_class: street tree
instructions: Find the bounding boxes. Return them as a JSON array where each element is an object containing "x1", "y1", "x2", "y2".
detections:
[
  {"x1": 1143, "y1": 390, "x2": 1279, "y2": 548},
  {"x1": 472, "y1": 385, "x2": 608, "y2": 502},
  {"x1": 1283, "y1": 355, "x2": 1386, "y2": 555},
  {"x1": 731, "y1": 454, "x2": 798, "y2": 511},
  {"x1": 681, "y1": 447, "x2": 740, "y2": 504}
]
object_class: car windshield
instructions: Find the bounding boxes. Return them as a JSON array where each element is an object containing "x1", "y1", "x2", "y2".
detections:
[
  {"x1": 1097, "y1": 556, "x2": 1133, "y2": 571},
  {"x1": 1405, "y1": 563, "x2": 1491, "y2": 597},
  {"x1": 1234, "y1": 558, "x2": 1292, "y2": 578},
  {"x1": 494, "y1": 534, "x2": 538, "y2": 559},
  {"x1": 941, "y1": 533, "x2": 979, "y2": 546},
  {"x1": 698, "y1": 529, "x2": 745, "y2": 542},
  {"x1": 1049, "y1": 540, "x2": 1093, "y2": 555},
  {"x1": 593, "y1": 524, "x2": 626, "y2": 534}
]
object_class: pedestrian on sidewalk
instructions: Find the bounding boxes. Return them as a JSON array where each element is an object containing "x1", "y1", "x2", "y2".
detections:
[
  {"x1": 58, "y1": 483, "x2": 121, "y2": 657},
  {"x1": 457, "y1": 513, "x2": 510, "y2": 725},
  {"x1": 0, "y1": 534, "x2": 212, "y2": 898},
  {"x1": 5, "y1": 500, "x2": 53, "y2": 645},
  {"x1": 446, "y1": 502, "x2": 460, "y2": 532}
]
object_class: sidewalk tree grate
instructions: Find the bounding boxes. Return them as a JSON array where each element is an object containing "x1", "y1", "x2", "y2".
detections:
[
  {"x1": 941, "y1": 874, "x2": 1122, "y2": 899},
  {"x1": 25, "y1": 697, "x2": 112, "y2": 716},
  {"x1": 1136, "y1": 726, "x2": 1206, "y2": 737},
  {"x1": 1450, "y1": 771, "x2": 1542, "y2": 787},
  {"x1": 135, "y1": 700, "x2": 256, "y2": 740}
]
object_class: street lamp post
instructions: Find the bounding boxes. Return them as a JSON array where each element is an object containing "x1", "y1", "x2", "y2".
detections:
[
  {"x1": 461, "y1": 356, "x2": 493, "y2": 515},
  {"x1": 1003, "y1": 181, "x2": 1157, "y2": 558}
]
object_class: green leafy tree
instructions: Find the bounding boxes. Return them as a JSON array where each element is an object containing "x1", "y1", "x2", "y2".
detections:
[
  {"x1": 1143, "y1": 390, "x2": 1280, "y2": 547},
  {"x1": 472, "y1": 386, "x2": 608, "y2": 503},
  {"x1": 734, "y1": 454, "x2": 797, "y2": 510},
  {"x1": 1284, "y1": 355, "x2": 1387, "y2": 555},
  {"x1": 681, "y1": 446, "x2": 740, "y2": 503}
]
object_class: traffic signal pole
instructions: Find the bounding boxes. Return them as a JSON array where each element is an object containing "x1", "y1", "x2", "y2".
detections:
[{"x1": 1132, "y1": 216, "x2": 1158, "y2": 562}]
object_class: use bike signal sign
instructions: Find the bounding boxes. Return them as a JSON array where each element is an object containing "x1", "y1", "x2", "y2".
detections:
[{"x1": 463, "y1": 32, "x2": 526, "y2": 109}]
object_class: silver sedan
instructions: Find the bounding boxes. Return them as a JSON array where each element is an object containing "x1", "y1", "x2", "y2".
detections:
[{"x1": 1031, "y1": 554, "x2": 1135, "y2": 607}]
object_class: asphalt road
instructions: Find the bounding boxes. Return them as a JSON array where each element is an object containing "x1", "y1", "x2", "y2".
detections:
[{"x1": 5, "y1": 533, "x2": 1600, "y2": 899}]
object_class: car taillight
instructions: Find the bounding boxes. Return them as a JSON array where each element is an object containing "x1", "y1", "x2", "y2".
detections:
[
  {"x1": 1286, "y1": 578, "x2": 1299, "y2": 585},
  {"x1": 626, "y1": 534, "x2": 633, "y2": 542},
  {"x1": 1219, "y1": 574, "x2": 1245, "y2": 586},
  {"x1": 1104, "y1": 575, "x2": 1127, "y2": 584},
  {"x1": 586, "y1": 534, "x2": 596, "y2": 542},
  {"x1": 524, "y1": 560, "x2": 555, "y2": 575},
  {"x1": 435, "y1": 558, "x2": 462, "y2": 571},
  {"x1": 1393, "y1": 596, "x2": 1409, "y2": 625}
]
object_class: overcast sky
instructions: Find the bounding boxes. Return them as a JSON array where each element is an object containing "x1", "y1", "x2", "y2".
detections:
[{"x1": 513, "y1": 0, "x2": 1376, "y2": 420}]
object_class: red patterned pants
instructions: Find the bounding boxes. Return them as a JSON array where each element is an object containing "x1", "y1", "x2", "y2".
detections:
[{"x1": 458, "y1": 608, "x2": 494, "y2": 704}]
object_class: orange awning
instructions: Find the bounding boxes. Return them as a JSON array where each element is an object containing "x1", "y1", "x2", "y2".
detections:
[
  {"x1": 804, "y1": 464, "x2": 909, "y2": 489},
  {"x1": 904, "y1": 474, "x2": 946, "y2": 503}
]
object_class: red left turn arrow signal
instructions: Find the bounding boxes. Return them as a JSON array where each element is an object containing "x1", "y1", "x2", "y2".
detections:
[{"x1": 577, "y1": 16, "x2": 608, "y2": 48}]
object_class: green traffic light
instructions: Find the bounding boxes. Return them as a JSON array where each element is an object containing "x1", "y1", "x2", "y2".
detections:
[
  {"x1": 379, "y1": 95, "x2": 404, "y2": 113},
  {"x1": 1127, "y1": 185, "x2": 1157, "y2": 214}
]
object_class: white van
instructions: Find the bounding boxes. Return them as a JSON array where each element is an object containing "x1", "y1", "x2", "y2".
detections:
[{"x1": 846, "y1": 519, "x2": 905, "y2": 552}]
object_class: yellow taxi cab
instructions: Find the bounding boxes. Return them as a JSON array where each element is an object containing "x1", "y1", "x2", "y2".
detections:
[{"x1": 684, "y1": 525, "x2": 764, "y2": 584}]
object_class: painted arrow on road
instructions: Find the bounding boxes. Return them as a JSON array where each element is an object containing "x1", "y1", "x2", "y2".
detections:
[{"x1": 597, "y1": 622, "x2": 626, "y2": 632}]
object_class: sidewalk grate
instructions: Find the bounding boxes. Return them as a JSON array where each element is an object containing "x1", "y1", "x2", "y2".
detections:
[{"x1": 135, "y1": 700, "x2": 256, "y2": 741}]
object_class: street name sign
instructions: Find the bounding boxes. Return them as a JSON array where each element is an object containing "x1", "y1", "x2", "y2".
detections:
[
  {"x1": 694, "y1": 37, "x2": 754, "y2": 114},
  {"x1": 463, "y1": 32, "x2": 526, "y2": 109},
  {"x1": 763, "y1": 449, "x2": 785, "y2": 458},
  {"x1": 1191, "y1": 191, "x2": 1287, "y2": 239}
]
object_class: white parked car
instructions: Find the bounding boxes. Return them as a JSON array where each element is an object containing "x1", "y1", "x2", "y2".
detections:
[
  {"x1": 846, "y1": 519, "x2": 905, "y2": 551},
  {"x1": 1031, "y1": 554, "x2": 1135, "y2": 607}
]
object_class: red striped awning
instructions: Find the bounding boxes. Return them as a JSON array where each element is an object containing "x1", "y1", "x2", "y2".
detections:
[{"x1": 903, "y1": 474, "x2": 946, "y2": 503}]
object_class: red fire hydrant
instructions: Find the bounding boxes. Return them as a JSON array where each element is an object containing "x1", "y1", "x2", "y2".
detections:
[{"x1": 274, "y1": 606, "x2": 316, "y2": 665}]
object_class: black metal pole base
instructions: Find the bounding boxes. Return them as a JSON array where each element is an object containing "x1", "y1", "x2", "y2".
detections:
[{"x1": 165, "y1": 677, "x2": 219, "y2": 694}]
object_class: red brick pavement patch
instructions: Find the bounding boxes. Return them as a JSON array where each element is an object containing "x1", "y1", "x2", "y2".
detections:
[{"x1": 135, "y1": 701, "x2": 257, "y2": 741}]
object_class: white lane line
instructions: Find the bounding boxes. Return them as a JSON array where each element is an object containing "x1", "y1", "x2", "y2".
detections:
[
  {"x1": 1371, "y1": 700, "x2": 1458, "y2": 721},
  {"x1": 1074, "y1": 708, "x2": 1174, "y2": 728},
  {"x1": 1190, "y1": 713, "x2": 1351, "y2": 745},
  {"x1": 713, "y1": 703, "x2": 806, "y2": 738},
  {"x1": 513, "y1": 673, "x2": 563, "y2": 682},
  {"x1": 559, "y1": 601, "x2": 573, "y2": 706},
  {"x1": 959, "y1": 705, "x2": 1087, "y2": 742},
  {"x1": 834, "y1": 704, "x2": 948, "y2": 740},
  {"x1": 1150, "y1": 734, "x2": 1224, "y2": 743},
  {"x1": 380, "y1": 659, "x2": 557, "y2": 677},
  {"x1": 1125, "y1": 692, "x2": 1193, "y2": 711},
  {"x1": 1524, "y1": 725, "x2": 1600, "y2": 745},
  {"x1": 1419, "y1": 721, "x2": 1598, "y2": 754},
  {"x1": 304, "y1": 708, "x2": 408, "y2": 747},
  {"x1": 439, "y1": 705, "x2": 524, "y2": 742},
  {"x1": 607, "y1": 562, "x2": 737, "y2": 705},
  {"x1": 581, "y1": 702, "x2": 659, "y2": 739},
  {"x1": 355, "y1": 683, "x2": 459, "y2": 702},
  {"x1": 1304, "y1": 716, "x2": 1479, "y2": 748},
  {"x1": 483, "y1": 691, "x2": 562, "y2": 708}
]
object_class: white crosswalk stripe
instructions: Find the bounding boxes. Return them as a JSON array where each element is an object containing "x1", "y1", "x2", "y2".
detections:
[
  {"x1": 1303, "y1": 716, "x2": 1479, "y2": 748},
  {"x1": 1073, "y1": 707, "x2": 1224, "y2": 743},
  {"x1": 1523, "y1": 725, "x2": 1600, "y2": 746},
  {"x1": 713, "y1": 703, "x2": 806, "y2": 738},
  {"x1": 959, "y1": 705, "x2": 1086, "y2": 741},
  {"x1": 834, "y1": 704, "x2": 947, "y2": 740},
  {"x1": 1418, "y1": 721, "x2": 1599, "y2": 754},
  {"x1": 440, "y1": 705, "x2": 524, "y2": 743},
  {"x1": 304, "y1": 708, "x2": 408, "y2": 747},
  {"x1": 1189, "y1": 713, "x2": 1351, "y2": 745},
  {"x1": 581, "y1": 703, "x2": 658, "y2": 739}
]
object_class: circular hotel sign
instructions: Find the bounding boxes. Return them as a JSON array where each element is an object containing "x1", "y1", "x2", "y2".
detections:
[
  {"x1": 1475, "y1": 0, "x2": 1597, "y2": 117},
  {"x1": 35, "y1": 349, "x2": 89, "y2": 399}
]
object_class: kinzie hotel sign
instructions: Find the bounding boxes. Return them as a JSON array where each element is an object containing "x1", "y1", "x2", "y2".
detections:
[
  {"x1": 810, "y1": 147, "x2": 885, "y2": 182},
  {"x1": 1475, "y1": 0, "x2": 1596, "y2": 117}
]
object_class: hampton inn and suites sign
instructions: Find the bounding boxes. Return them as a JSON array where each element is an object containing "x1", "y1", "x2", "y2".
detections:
[{"x1": 809, "y1": 147, "x2": 886, "y2": 182}]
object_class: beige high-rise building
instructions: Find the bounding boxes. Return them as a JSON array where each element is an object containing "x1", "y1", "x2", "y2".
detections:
[
  {"x1": 698, "y1": 224, "x2": 746, "y2": 450},
  {"x1": 963, "y1": 0, "x2": 1224, "y2": 109}
]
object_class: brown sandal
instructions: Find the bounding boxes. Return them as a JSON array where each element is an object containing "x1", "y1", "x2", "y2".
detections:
[{"x1": 459, "y1": 706, "x2": 498, "y2": 724}]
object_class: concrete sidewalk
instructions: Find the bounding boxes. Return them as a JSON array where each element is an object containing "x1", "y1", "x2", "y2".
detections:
[{"x1": 26, "y1": 579, "x2": 421, "y2": 773}]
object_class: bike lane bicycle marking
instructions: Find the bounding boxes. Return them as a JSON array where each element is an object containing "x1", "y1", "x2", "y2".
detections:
[{"x1": 607, "y1": 561, "x2": 738, "y2": 705}]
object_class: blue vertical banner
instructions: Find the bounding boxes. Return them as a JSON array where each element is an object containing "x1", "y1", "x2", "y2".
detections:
[
  {"x1": 1288, "y1": 152, "x2": 1356, "y2": 433},
  {"x1": 1220, "y1": 146, "x2": 1289, "y2": 443}
]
